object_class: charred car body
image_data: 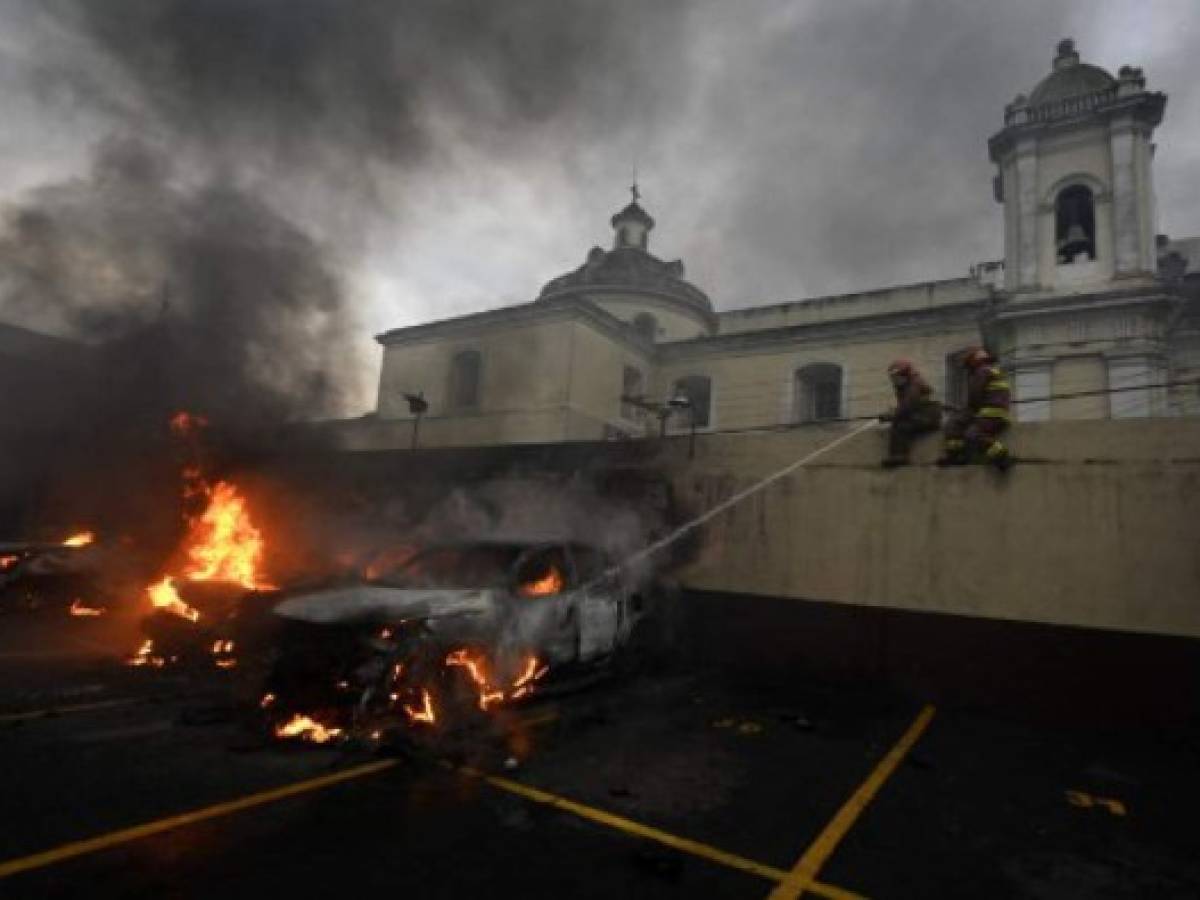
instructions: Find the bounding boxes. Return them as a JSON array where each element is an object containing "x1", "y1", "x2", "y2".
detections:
[{"x1": 264, "y1": 539, "x2": 660, "y2": 742}]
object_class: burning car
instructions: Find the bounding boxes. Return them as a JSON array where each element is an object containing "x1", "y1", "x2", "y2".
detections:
[{"x1": 264, "y1": 539, "x2": 657, "y2": 743}]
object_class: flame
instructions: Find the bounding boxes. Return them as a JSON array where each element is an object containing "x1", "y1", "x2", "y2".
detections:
[
  {"x1": 62, "y1": 531, "x2": 95, "y2": 548},
  {"x1": 182, "y1": 481, "x2": 272, "y2": 589},
  {"x1": 444, "y1": 649, "x2": 549, "y2": 711},
  {"x1": 142, "y1": 475, "x2": 272, "y2": 623},
  {"x1": 403, "y1": 689, "x2": 437, "y2": 725},
  {"x1": 211, "y1": 638, "x2": 237, "y2": 669},
  {"x1": 0, "y1": 554, "x2": 19, "y2": 570},
  {"x1": 274, "y1": 714, "x2": 342, "y2": 744},
  {"x1": 510, "y1": 656, "x2": 550, "y2": 700},
  {"x1": 445, "y1": 649, "x2": 506, "y2": 711},
  {"x1": 69, "y1": 599, "x2": 105, "y2": 617},
  {"x1": 519, "y1": 565, "x2": 564, "y2": 598},
  {"x1": 128, "y1": 639, "x2": 165, "y2": 668},
  {"x1": 147, "y1": 576, "x2": 201, "y2": 622}
]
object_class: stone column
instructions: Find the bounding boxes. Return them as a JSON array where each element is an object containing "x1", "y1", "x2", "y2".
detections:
[
  {"x1": 1015, "y1": 140, "x2": 1040, "y2": 290},
  {"x1": 1110, "y1": 116, "x2": 1141, "y2": 276}
]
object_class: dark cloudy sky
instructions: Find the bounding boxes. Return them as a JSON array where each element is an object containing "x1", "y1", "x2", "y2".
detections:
[{"x1": 1, "y1": 0, "x2": 1197, "y2": 412}]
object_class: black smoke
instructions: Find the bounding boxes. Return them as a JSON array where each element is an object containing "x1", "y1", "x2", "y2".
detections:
[{"x1": 0, "y1": 0, "x2": 690, "y2": 549}]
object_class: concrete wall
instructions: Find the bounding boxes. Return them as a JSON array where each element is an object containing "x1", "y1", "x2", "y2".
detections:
[
  {"x1": 667, "y1": 419, "x2": 1200, "y2": 639},
  {"x1": 564, "y1": 321, "x2": 653, "y2": 439}
]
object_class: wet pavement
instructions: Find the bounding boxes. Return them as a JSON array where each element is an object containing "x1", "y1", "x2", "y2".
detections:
[{"x1": 2, "y1": 609, "x2": 1199, "y2": 899}]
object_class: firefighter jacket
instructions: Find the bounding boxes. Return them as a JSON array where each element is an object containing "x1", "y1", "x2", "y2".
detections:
[
  {"x1": 966, "y1": 364, "x2": 1011, "y2": 421},
  {"x1": 893, "y1": 373, "x2": 941, "y2": 419}
]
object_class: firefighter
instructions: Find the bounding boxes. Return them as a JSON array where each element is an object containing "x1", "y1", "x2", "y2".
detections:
[
  {"x1": 939, "y1": 347, "x2": 1013, "y2": 470},
  {"x1": 879, "y1": 359, "x2": 942, "y2": 468}
]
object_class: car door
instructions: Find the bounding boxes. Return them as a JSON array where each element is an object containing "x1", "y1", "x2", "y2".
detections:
[{"x1": 567, "y1": 544, "x2": 622, "y2": 662}]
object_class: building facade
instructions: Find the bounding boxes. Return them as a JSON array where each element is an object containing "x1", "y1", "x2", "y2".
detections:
[{"x1": 357, "y1": 40, "x2": 1200, "y2": 450}]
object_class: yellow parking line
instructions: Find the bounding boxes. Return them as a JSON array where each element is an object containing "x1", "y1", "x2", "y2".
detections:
[
  {"x1": 466, "y1": 767, "x2": 866, "y2": 900},
  {"x1": 767, "y1": 705, "x2": 936, "y2": 899},
  {"x1": 0, "y1": 698, "x2": 144, "y2": 724},
  {"x1": 0, "y1": 759, "x2": 398, "y2": 880},
  {"x1": 0, "y1": 722, "x2": 884, "y2": 900}
]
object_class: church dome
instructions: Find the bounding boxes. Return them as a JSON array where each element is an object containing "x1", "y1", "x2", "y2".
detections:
[
  {"x1": 538, "y1": 245, "x2": 713, "y2": 315},
  {"x1": 1028, "y1": 39, "x2": 1116, "y2": 106},
  {"x1": 538, "y1": 189, "x2": 714, "y2": 325}
]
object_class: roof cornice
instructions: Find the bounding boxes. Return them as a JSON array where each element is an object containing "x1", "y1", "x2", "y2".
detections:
[
  {"x1": 660, "y1": 300, "x2": 989, "y2": 360},
  {"x1": 375, "y1": 296, "x2": 656, "y2": 357}
]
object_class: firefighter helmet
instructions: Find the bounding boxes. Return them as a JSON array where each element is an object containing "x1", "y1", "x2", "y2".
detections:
[
  {"x1": 887, "y1": 358, "x2": 915, "y2": 378},
  {"x1": 962, "y1": 347, "x2": 993, "y2": 369}
]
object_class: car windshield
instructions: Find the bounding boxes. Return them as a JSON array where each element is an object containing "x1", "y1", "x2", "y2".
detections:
[{"x1": 372, "y1": 545, "x2": 523, "y2": 589}]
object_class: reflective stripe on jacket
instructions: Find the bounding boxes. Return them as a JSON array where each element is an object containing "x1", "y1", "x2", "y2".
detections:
[{"x1": 968, "y1": 364, "x2": 1010, "y2": 420}]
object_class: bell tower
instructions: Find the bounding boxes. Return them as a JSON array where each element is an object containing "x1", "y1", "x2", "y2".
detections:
[{"x1": 988, "y1": 39, "x2": 1166, "y2": 294}]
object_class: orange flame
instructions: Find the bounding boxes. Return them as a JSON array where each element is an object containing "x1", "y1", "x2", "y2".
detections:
[
  {"x1": 0, "y1": 554, "x2": 19, "y2": 570},
  {"x1": 182, "y1": 481, "x2": 272, "y2": 589},
  {"x1": 211, "y1": 638, "x2": 237, "y2": 669},
  {"x1": 143, "y1": 475, "x2": 272, "y2": 623},
  {"x1": 62, "y1": 531, "x2": 95, "y2": 548},
  {"x1": 444, "y1": 649, "x2": 549, "y2": 710},
  {"x1": 274, "y1": 714, "x2": 342, "y2": 744},
  {"x1": 510, "y1": 656, "x2": 550, "y2": 700},
  {"x1": 445, "y1": 649, "x2": 506, "y2": 711},
  {"x1": 69, "y1": 599, "x2": 105, "y2": 617},
  {"x1": 403, "y1": 689, "x2": 437, "y2": 725},
  {"x1": 518, "y1": 565, "x2": 563, "y2": 598},
  {"x1": 147, "y1": 576, "x2": 201, "y2": 622},
  {"x1": 128, "y1": 639, "x2": 165, "y2": 668}
]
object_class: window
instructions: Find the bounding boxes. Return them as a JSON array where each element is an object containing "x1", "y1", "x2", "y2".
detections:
[
  {"x1": 632, "y1": 313, "x2": 658, "y2": 342},
  {"x1": 795, "y1": 364, "x2": 843, "y2": 422},
  {"x1": 671, "y1": 375, "x2": 712, "y2": 428},
  {"x1": 448, "y1": 350, "x2": 482, "y2": 409},
  {"x1": 1055, "y1": 185, "x2": 1096, "y2": 264},
  {"x1": 621, "y1": 366, "x2": 645, "y2": 420},
  {"x1": 944, "y1": 351, "x2": 970, "y2": 411}
]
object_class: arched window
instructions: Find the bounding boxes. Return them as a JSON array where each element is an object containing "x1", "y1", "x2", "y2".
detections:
[
  {"x1": 632, "y1": 312, "x2": 658, "y2": 342},
  {"x1": 795, "y1": 364, "x2": 843, "y2": 422},
  {"x1": 671, "y1": 375, "x2": 712, "y2": 428},
  {"x1": 621, "y1": 366, "x2": 644, "y2": 420},
  {"x1": 448, "y1": 350, "x2": 482, "y2": 409},
  {"x1": 1055, "y1": 185, "x2": 1096, "y2": 264}
]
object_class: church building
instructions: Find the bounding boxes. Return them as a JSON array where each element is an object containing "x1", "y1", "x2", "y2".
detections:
[{"x1": 350, "y1": 39, "x2": 1200, "y2": 450}]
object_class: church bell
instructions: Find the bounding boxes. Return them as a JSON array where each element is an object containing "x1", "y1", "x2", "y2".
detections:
[{"x1": 1057, "y1": 222, "x2": 1091, "y2": 259}]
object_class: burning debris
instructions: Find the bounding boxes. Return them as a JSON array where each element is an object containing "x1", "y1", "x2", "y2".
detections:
[
  {"x1": 128, "y1": 639, "x2": 168, "y2": 668},
  {"x1": 68, "y1": 598, "x2": 105, "y2": 617},
  {"x1": 120, "y1": 411, "x2": 278, "y2": 671},
  {"x1": 0, "y1": 530, "x2": 108, "y2": 610},
  {"x1": 445, "y1": 649, "x2": 548, "y2": 712},
  {"x1": 274, "y1": 714, "x2": 342, "y2": 745},
  {"x1": 62, "y1": 531, "x2": 96, "y2": 548}
]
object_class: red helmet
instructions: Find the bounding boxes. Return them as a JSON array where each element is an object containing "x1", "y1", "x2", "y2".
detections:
[
  {"x1": 887, "y1": 358, "x2": 915, "y2": 377},
  {"x1": 962, "y1": 347, "x2": 992, "y2": 369}
]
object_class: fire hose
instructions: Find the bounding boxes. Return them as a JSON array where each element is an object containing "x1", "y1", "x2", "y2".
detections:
[{"x1": 598, "y1": 419, "x2": 881, "y2": 586}]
